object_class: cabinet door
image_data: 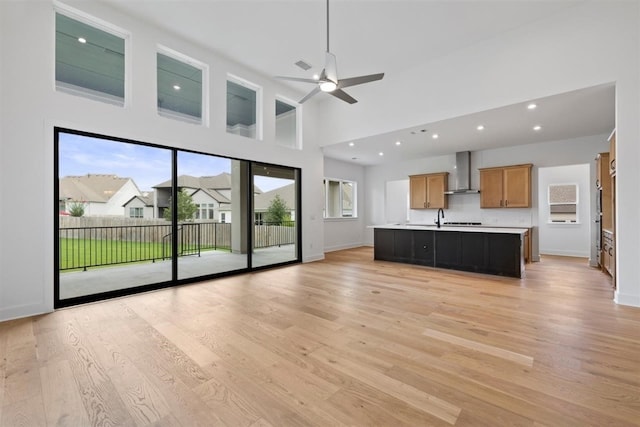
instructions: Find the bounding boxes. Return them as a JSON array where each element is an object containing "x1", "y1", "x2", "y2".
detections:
[
  {"x1": 412, "y1": 230, "x2": 434, "y2": 266},
  {"x1": 426, "y1": 174, "x2": 447, "y2": 209},
  {"x1": 394, "y1": 230, "x2": 414, "y2": 262},
  {"x1": 459, "y1": 232, "x2": 486, "y2": 271},
  {"x1": 374, "y1": 229, "x2": 395, "y2": 261},
  {"x1": 434, "y1": 231, "x2": 460, "y2": 268},
  {"x1": 480, "y1": 169, "x2": 503, "y2": 208},
  {"x1": 486, "y1": 233, "x2": 521, "y2": 277},
  {"x1": 503, "y1": 166, "x2": 531, "y2": 208},
  {"x1": 409, "y1": 175, "x2": 427, "y2": 209}
]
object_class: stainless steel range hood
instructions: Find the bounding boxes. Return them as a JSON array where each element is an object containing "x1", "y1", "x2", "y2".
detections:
[{"x1": 444, "y1": 151, "x2": 480, "y2": 194}]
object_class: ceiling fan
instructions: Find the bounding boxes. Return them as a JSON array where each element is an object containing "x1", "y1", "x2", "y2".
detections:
[{"x1": 275, "y1": 0, "x2": 384, "y2": 104}]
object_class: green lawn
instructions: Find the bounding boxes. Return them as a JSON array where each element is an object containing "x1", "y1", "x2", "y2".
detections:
[{"x1": 59, "y1": 238, "x2": 229, "y2": 271}]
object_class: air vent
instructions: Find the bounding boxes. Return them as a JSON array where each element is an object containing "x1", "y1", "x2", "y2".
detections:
[{"x1": 295, "y1": 60, "x2": 312, "y2": 71}]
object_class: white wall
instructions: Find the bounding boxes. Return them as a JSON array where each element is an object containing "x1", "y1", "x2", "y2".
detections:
[
  {"x1": 537, "y1": 164, "x2": 591, "y2": 258},
  {"x1": 361, "y1": 134, "x2": 608, "y2": 263},
  {"x1": 322, "y1": 1, "x2": 640, "y2": 307},
  {"x1": 0, "y1": 1, "x2": 325, "y2": 321},
  {"x1": 323, "y1": 157, "x2": 365, "y2": 252}
]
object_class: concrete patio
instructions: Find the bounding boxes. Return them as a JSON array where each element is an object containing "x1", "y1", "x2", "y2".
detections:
[{"x1": 59, "y1": 244, "x2": 297, "y2": 299}]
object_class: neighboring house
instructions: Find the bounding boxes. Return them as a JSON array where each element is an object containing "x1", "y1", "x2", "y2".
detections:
[
  {"x1": 152, "y1": 173, "x2": 256, "y2": 222},
  {"x1": 247, "y1": 183, "x2": 296, "y2": 224},
  {"x1": 59, "y1": 174, "x2": 142, "y2": 217},
  {"x1": 122, "y1": 191, "x2": 155, "y2": 219}
]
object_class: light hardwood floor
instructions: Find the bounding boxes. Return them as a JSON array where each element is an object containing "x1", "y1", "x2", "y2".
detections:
[{"x1": 1, "y1": 248, "x2": 639, "y2": 426}]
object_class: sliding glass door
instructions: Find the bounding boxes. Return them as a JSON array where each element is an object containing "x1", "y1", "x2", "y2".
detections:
[
  {"x1": 251, "y1": 163, "x2": 300, "y2": 268},
  {"x1": 176, "y1": 153, "x2": 249, "y2": 279},
  {"x1": 56, "y1": 131, "x2": 173, "y2": 301},
  {"x1": 55, "y1": 128, "x2": 301, "y2": 307}
]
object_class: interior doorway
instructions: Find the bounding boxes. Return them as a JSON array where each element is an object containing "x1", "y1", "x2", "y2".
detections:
[{"x1": 537, "y1": 164, "x2": 593, "y2": 262}]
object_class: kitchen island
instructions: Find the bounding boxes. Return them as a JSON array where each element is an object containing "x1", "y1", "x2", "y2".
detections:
[{"x1": 372, "y1": 224, "x2": 528, "y2": 278}]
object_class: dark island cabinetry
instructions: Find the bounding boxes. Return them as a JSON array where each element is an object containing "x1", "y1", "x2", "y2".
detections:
[
  {"x1": 374, "y1": 229, "x2": 434, "y2": 266},
  {"x1": 374, "y1": 228, "x2": 523, "y2": 278}
]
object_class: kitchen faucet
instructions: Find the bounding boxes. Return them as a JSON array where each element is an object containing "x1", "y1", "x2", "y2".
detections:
[{"x1": 436, "y1": 208, "x2": 445, "y2": 228}]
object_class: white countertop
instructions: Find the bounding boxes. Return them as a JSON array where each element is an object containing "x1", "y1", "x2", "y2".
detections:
[{"x1": 371, "y1": 224, "x2": 528, "y2": 235}]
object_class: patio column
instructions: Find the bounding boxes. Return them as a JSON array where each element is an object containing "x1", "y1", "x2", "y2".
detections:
[{"x1": 231, "y1": 160, "x2": 249, "y2": 254}]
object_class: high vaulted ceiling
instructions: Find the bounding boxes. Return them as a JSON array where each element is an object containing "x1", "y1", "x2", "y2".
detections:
[{"x1": 103, "y1": 0, "x2": 614, "y2": 164}]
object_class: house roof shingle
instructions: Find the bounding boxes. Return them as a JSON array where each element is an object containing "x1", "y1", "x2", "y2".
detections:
[
  {"x1": 60, "y1": 174, "x2": 132, "y2": 203},
  {"x1": 153, "y1": 173, "x2": 262, "y2": 194}
]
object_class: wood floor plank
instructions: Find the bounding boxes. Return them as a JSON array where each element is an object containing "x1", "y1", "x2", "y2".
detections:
[
  {"x1": 40, "y1": 359, "x2": 90, "y2": 427},
  {"x1": 1, "y1": 396, "x2": 47, "y2": 427},
  {"x1": 152, "y1": 321, "x2": 220, "y2": 368},
  {"x1": 423, "y1": 327, "x2": 535, "y2": 367},
  {"x1": 64, "y1": 317, "x2": 137, "y2": 427},
  {"x1": 310, "y1": 345, "x2": 461, "y2": 425},
  {"x1": 1, "y1": 249, "x2": 639, "y2": 426}
]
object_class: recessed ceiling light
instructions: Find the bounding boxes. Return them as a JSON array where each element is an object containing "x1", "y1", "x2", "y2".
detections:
[
  {"x1": 78, "y1": 37, "x2": 87, "y2": 44},
  {"x1": 533, "y1": 125, "x2": 542, "y2": 131},
  {"x1": 173, "y1": 84, "x2": 181, "y2": 90},
  {"x1": 477, "y1": 125, "x2": 485, "y2": 131},
  {"x1": 312, "y1": 74, "x2": 320, "y2": 80},
  {"x1": 432, "y1": 133, "x2": 439, "y2": 139},
  {"x1": 527, "y1": 103, "x2": 537, "y2": 110},
  {"x1": 348, "y1": 142, "x2": 355, "y2": 147},
  {"x1": 378, "y1": 152, "x2": 384, "y2": 156},
  {"x1": 395, "y1": 141, "x2": 401, "y2": 146}
]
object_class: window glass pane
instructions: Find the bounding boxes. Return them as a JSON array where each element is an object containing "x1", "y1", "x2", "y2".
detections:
[
  {"x1": 227, "y1": 80, "x2": 257, "y2": 138},
  {"x1": 55, "y1": 13, "x2": 125, "y2": 104},
  {"x1": 57, "y1": 132, "x2": 172, "y2": 301},
  {"x1": 252, "y1": 164, "x2": 299, "y2": 268},
  {"x1": 327, "y1": 180, "x2": 341, "y2": 217},
  {"x1": 157, "y1": 53, "x2": 202, "y2": 122},
  {"x1": 275, "y1": 99, "x2": 297, "y2": 148},
  {"x1": 176, "y1": 153, "x2": 249, "y2": 280},
  {"x1": 324, "y1": 179, "x2": 357, "y2": 218},
  {"x1": 548, "y1": 184, "x2": 578, "y2": 223},
  {"x1": 342, "y1": 182, "x2": 353, "y2": 217}
]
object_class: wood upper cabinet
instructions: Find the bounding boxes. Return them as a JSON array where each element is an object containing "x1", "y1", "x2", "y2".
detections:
[
  {"x1": 479, "y1": 164, "x2": 532, "y2": 208},
  {"x1": 409, "y1": 172, "x2": 448, "y2": 209},
  {"x1": 479, "y1": 168, "x2": 504, "y2": 208}
]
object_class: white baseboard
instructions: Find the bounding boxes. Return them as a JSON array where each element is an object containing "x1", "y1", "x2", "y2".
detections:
[
  {"x1": 614, "y1": 290, "x2": 640, "y2": 307},
  {"x1": 539, "y1": 249, "x2": 590, "y2": 258},
  {"x1": 324, "y1": 243, "x2": 364, "y2": 253},
  {"x1": 0, "y1": 303, "x2": 53, "y2": 322},
  {"x1": 303, "y1": 254, "x2": 325, "y2": 263}
]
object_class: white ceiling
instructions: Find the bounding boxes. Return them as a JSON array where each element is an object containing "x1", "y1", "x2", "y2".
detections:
[{"x1": 103, "y1": 0, "x2": 613, "y2": 165}]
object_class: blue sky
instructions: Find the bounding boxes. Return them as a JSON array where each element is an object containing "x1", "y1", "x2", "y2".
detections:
[{"x1": 59, "y1": 133, "x2": 290, "y2": 192}]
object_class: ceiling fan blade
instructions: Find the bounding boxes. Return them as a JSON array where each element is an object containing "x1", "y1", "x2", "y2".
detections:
[
  {"x1": 274, "y1": 76, "x2": 319, "y2": 84},
  {"x1": 325, "y1": 52, "x2": 338, "y2": 83},
  {"x1": 329, "y1": 88, "x2": 357, "y2": 104},
  {"x1": 299, "y1": 86, "x2": 321, "y2": 103},
  {"x1": 338, "y1": 73, "x2": 384, "y2": 89}
]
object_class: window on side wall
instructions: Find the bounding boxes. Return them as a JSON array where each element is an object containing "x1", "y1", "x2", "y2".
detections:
[
  {"x1": 227, "y1": 76, "x2": 261, "y2": 139},
  {"x1": 55, "y1": 10, "x2": 127, "y2": 106},
  {"x1": 156, "y1": 48, "x2": 207, "y2": 125},
  {"x1": 129, "y1": 207, "x2": 143, "y2": 218},
  {"x1": 548, "y1": 184, "x2": 578, "y2": 223},
  {"x1": 323, "y1": 178, "x2": 357, "y2": 218}
]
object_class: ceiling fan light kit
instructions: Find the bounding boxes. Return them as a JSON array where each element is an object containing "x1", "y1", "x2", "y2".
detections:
[{"x1": 275, "y1": 0, "x2": 384, "y2": 104}]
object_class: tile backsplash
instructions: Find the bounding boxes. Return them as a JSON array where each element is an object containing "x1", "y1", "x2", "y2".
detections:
[{"x1": 408, "y1": 194, "x2": 533, "y2": 227}]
